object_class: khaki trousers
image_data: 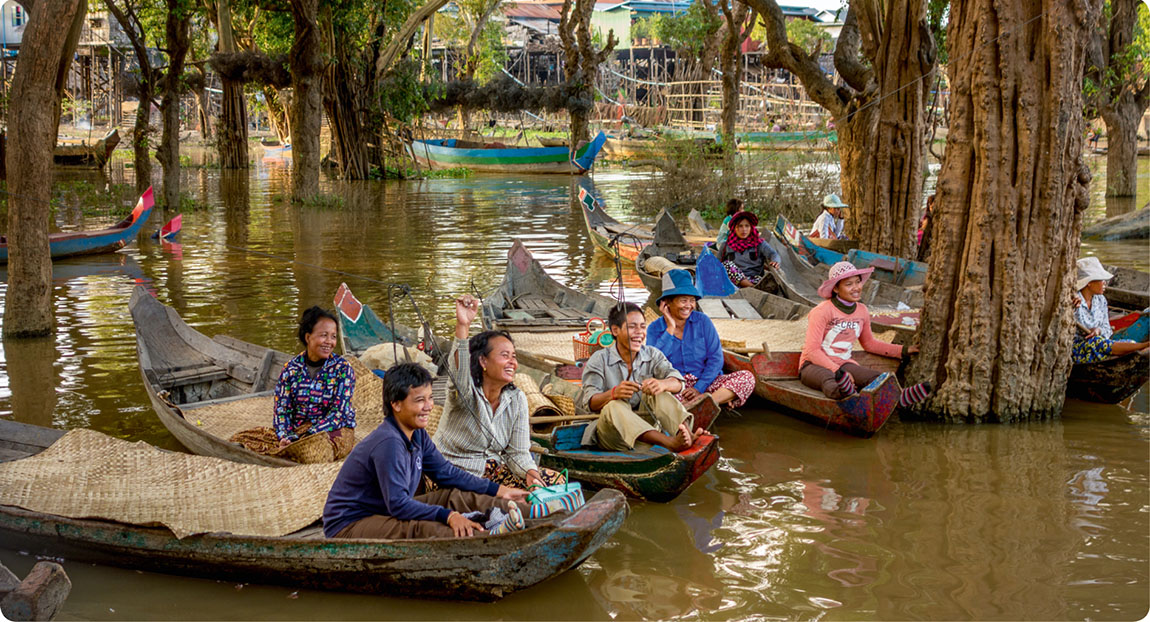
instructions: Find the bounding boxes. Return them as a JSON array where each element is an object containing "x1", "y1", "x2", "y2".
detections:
[
  {"x1": 333, "y1": 489, "x2": 509, "y2": 539},
  {"x1": 596, "y1": 392, "x2": 694, "y2": 451}
]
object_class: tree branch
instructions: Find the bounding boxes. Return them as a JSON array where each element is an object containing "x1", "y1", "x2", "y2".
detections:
[
  {"x1": 834, "y1": 5, "x2": 872, "y2": 92},
  {"x1": 374, "y1": 0, "x2": 451, "y2": 81}
]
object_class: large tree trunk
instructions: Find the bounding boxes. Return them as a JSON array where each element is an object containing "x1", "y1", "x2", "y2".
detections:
[
  {"x1": 907, "y1": 0, "x2": 1098, "y2": 423},
  {"x1": 1102, "y1": 98, "x2": 1140, "y2": 197},
  {"x1": 214, "y1": 0, "x2": 248, "y2": 169},
  {"x1": 264, "y1": 86, "x2": 291, "y2": 143},
  {"x1": 321, "y1": 13, "x2": 369, "y2": 180},
  {"x1": 132, "y1": 84, "x2": 153, "y2": 195},
  {"x1": 289, "y1": 0, "x2": 323, "y2": 201},
  {"x1": 4, "y1": 0, "x2": 86, "y2": 337},
  {"x1": 559, "y1": 0, "x2": 616, "y2": 144},
  {"x1": 719, "y1": 1, "x2": 752, "y2": 146},
  {"x1": 156, "y1": 2, "x2": 191, "y2": 210},
  {"x1": 840, "y1": 2, "x2": 934, "y2": 257}
]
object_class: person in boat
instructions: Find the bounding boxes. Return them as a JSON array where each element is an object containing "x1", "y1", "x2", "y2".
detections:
[
  {"x1": 647, "y1": 270, "x2": 756, "y2": 410},
  {"x1": 577, "y1": 302, "x2": 705, "y2": 452},
  {"x1": 323, "y1": 363, "x2": 531, "y2": 539},
  {"x1": 799, "y1": 261, "x2": 933, "y2": 406},
  {"x1": 714, "y1": 198, "x2": 744, "y2": 248},
  {"x1": 272, "y1": 306, "x2": 356, "y2": 454},
  {"x1": 1071, "y1": 257, "x2": 1150, "y2": 363},
  {"x1": 716, "y1": 210, "x2": 781, "y2": 288},
  {"x1": 810, "y1": 194, "x2": 849, "y2": 240},
  {"x1": 433, "y1": 294, "x2": 566, "y2": 490}
]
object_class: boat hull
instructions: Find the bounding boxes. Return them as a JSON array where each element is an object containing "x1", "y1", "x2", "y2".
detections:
[
  {"x1": 0, "y1": 186, "x2": 153, "y2": 263},
  {"x1": 408, "y1": 132, "x2": 606, "y2": 174}
]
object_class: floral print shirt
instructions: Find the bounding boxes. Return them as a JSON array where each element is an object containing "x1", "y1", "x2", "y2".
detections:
[
  {"x1": 1073, "y1": 292, "x2": 1112, "y2": 341},
  {"x1": 273, "y1": 352, "x2": 357, "y2": 442}
]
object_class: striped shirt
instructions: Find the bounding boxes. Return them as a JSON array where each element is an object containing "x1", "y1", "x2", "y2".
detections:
[{"x1": 432, "y1": 339, "x2": 536, "y2": 479}]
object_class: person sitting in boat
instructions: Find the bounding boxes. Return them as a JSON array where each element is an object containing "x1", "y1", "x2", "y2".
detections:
[
  {"x1": 647, "y1": 270, "x2": 756, "y2": 410},
  {"x1": 577, "y1": 302, "x2": 704, "y2": 452},
  {"x1": 272, "y1": 306, "x2": 357, "y2": 455},
  {"x1": 323, "y1": 363, "x2": 530, "y2": 539},
  {"x1": 810, "y1": 194, "x2": 849, "y2": 240},
  {"x1": 716, "y1": 210, "x2": 781, "y2": 288},
  {"x1": 714, "y1": 198, "x2": 744, "y2": 248},
  {"x1": 799, "y1": 261, "x2": 933, "y2": 406},
  {"x1": 1071, "y1": 257, "x2": 1150, "y2": 363},
  {"x1": 433, "y1": 294, "x2": 566, "y2": 490}
]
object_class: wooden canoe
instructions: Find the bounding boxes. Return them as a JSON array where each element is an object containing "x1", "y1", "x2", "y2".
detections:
[
  {"x1": 774, "y1": 214, "x2": 928, "y2": 287},
  {"x1": 129, "y1": 285, "x2": 298, "y2": 467},
  {"x1": 0, "y1": 187, "x2": 154, "y2": 263},
  {"x1": 334, "y1": 281, "x2": 722, "y2": 503},
  {"x1": 407, "y1": 131, "x2": 607, "y2": 174},
  {"x1": 1066, "y1": 312, "x2": 1149, "y2": 404},
  {"x1": 0, "y1": 419, "x2": 628, "y2": 602},
  {"x1": 54, "y1": 128, "x2": 120, "y2": 167},
  {"x1": 576, "y1": 178, "x2": 711, "y2": 262}
]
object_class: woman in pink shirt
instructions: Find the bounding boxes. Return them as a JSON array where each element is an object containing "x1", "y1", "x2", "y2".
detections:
[{"x1": 799, "y1": 262, "x2": 932, "y2": 406}]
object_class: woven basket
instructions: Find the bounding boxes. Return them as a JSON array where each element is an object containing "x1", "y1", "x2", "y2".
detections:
[
  {"x1": 229, "y1": 426, "x2": 355, "y2": 464},
  {"x1": 516, "y1": 373, "x2": 563, "y2": 418},
  {"x1": 573, "y1": 317, "x2": 608, "y2": 361}
]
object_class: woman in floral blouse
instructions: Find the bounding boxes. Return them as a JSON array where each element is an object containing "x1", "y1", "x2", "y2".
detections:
[
  {"x1": 1071, "y1": 257, "x2": 1149, "y2": 364},
  {"x1": 273, "y1": 306, "x2": 357, "y2": 454}
]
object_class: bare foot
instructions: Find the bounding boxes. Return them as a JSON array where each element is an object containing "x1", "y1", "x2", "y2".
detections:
[{"x1": 671, "y1": 423, "x2": 693, "y2": 451}]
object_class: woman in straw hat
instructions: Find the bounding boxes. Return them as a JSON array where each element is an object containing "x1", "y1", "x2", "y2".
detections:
[
  {"x1": 647, "y1": 269, "x2": 756, "y2": 409},
  {"x1": 799, "y1": 262, "x2": 932, "y2": 406},
  {"x1": 716, "y1": 210, "x2": 781, "y2": 288},
  {"x1": 810, "y1": 194, "x2": 849, "y2": 240},
  {"x1": 272, "y1": 306, "x2": 357, "y2": 455},
  {"x1": 1071, "y1": 256, "x2": 1149, "y2": 363},
  {"x1": 433, "y1": 294, "x2": 565, "y2": 491}
]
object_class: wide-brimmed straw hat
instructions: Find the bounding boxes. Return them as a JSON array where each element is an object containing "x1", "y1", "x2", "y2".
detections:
[
  {"x1": 727, "y1": 210, "x2": 759, "y2": 229},
  {"x1": 817, "y1": 261, "x2": 874, "y2": 299},
  {"x1": 1075, "y1": 256, "x2": 1114, "y2": 291},
  {"x1": 822, "y1": 194, "x2": 849, "y2": 209},
  {"x1": 657, "y1": 269, "x2": 702, "y2": 303}
]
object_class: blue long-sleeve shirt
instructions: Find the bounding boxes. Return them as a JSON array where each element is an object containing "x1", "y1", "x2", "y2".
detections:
[
  {"x1": 322, "y1": 415, "x2": 499, "y2": 537},
  {"x1": 647, "y1": 311, "x2": 725, "y2": 391}
]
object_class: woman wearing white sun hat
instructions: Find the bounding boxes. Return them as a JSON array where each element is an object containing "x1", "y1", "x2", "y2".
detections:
[{"x1": 1071, "y1": 257, "x2": 1149, "y2": 363}]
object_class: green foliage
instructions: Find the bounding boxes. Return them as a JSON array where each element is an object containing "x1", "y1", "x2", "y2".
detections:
[
  {"x1": 434, "y1": 0, "x2": 508, "y2": 83},
  {"x1": 651, "y1": 2, "x2": 721, "y2": 58},
  {"x1": 375, "y1": 60, "x2": 437, "y2": 123},
  {"x1": 370, "y1": 165, "x2": 474, "y2": 179},
  {"x1": 927, "y1": 0, "x2": 948, "y2": 66},
  {"x1": 783, "y1": 18, "x2": 831, "y2": 55},
  {"x1": 297, "y1": 193, "x2": 346, "y2": 209},
  {"x1": 631, "y1": 16, "x2": 655, "y2": 43},
  {"x1": 1084, "y1": 2, "x2": 1150, "y2": 116}
]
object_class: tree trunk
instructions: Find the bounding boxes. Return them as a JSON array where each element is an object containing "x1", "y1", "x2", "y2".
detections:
[
  {"x1": 195, "y1": 85, "x2": 213, "y2": 140},
  {"x1": 4, "y1": 0, "x2": 86, "y2": 338},
  {"x1": 321, "y1": 13, "x2": 368, "y2": 180},
  {"x1": 289, "y1": 0, "x2": 323, "y2": 201},
  {"x1": 132, "y1": 83, "x2": 153, "y2": 195},
  {"x1": 156, "y1": 2, "x2": 191, "y2": 211},
  {"x1": 719, "y1": 2, "x2": 752, "y2": 146},
  {"x1": 214, "y1": 0, "x2": 248, "y2": 169},
  {"x1": 264, "y1": 86, "x2": 291, "y2": 143},
  {"x1": 1101, "y1": 92, "x2": 1142, "y2": 198},
  {"x1": 841, "y1": 1, "x2": 934, "y2": 257},
  {"x1": 907, "y1": 0, "x2": 1098, "y2": 423},
  {"x1": 559, "y1": 0, "x2": 616, "y2": 144}
]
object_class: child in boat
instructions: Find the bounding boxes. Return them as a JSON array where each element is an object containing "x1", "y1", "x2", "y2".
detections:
[
  {"x1": 434, "y1": 294, "x2": 565, "y2": 489},
  {"x1": 1072, "y1": 257, "x2": 1149, "y2": 363},
  {"x1": 810, "y1": 194, "x2": 849, "y2": 240},
  {"x1": 714, "y1": 198, "x2": 744, "y2": 248},
  {"x1": 272, "y1": 306, "x2": 356, "y2": 455},
  {"x1": 577, "y1": 302, "x2": 704, "y2": 452},
  {"x1": 323, "y1": 363, "x2": 529, "y2": 539},
  {"x1": 716, "y1": 211, "x2": 781, "y2": 288},
  {"x1": 799, "y1": 261, "x2": 932, "y2": 405}
]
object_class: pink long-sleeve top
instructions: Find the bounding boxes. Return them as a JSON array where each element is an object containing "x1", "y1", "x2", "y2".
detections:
[{"x1": 799, "y1": 300, "x2": 903, "y2": 371}]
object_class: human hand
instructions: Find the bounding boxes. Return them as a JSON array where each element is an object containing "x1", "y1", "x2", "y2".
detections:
[
  {"x1": 524, "y1": 470, "x2": 545, "y2": 489},
  {"x1": 769, "y1": 260, "x2": 780, "y2": 270},
  {"x1": 455, "y1": 295, "x2": 480, "y2": 330},
  {"x1": 447, "y1": 511, "x2": 485, "y2": 537},
  {"x1": 1087, "y1": 327, "x2": 1102, "y2": 339},
  {"x1": 496, "y1": 485, "x2": 530, "y2": 504},
  {"x1": 641, "y1": 377, "x2": 665, "y2": 396},
  {"x1": 680, "y1": 387, "x2": 701, "y2": 402},
  {"x1": 611, "y1": 380, "x2": 641, "y2": 401},
  {"x1": 907, "y1": 345, "x2": 920, "y2": 355},
  {"x1": 279, "y1": 438, "x2": 292, "y2": 448},
  {"x1": 659, "y1": 300, "x2": 678, "y2": 334}
]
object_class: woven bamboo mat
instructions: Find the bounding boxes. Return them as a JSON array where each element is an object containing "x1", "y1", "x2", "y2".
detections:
[
  {"x1": 0, "y1": 429, "x2": 339, "y2": 539},
  {"x1": 192, "y1": 356, "x2": 390, "y2": 447}
]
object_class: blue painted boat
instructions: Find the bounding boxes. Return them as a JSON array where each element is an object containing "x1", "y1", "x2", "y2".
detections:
[
  {"x1": 1067, "y1": 311, "x2": 1150, "y2": 404},
  {"x1": 774, "y1": 214, "x2": 928, "y2": 287},
  {"x1": 408, "y1": 131, "x2": 608, "y2": 174},
  {"x1": 0, "y1": 187, "x2": 154, "y2": 263}
]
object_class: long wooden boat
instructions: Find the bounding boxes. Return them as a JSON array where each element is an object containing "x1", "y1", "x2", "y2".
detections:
[
  {"x1": 408, "y1": 131, "x2": 607, "y2": 174},
  {"x1": 54, "y1": 128, "x2": 120, "y2": 167},
  {"x1": 0, "y1": 419, "x2": 627, "y2": 601},
  {"x1": 334, "y1": 281, "x2": 721, "y2": 503},
  {"x1": 129, "y1": 285, "x2": 299, "y2": 466},
  {"x1": 774, "y1": 215, "x2": 928, "y2": 287},
  {"x1": 0, "y1": 187, "x2": 154, "y2": 263},
  {"x1": 1066, "y1": 312, "x2": 1149, "y2": 404},
  {"x1": 575, "y1": 178, "x2": 711, "y2": 262}
]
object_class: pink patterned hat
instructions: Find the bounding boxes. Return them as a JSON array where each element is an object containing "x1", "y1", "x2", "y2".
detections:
[{"x1": 817, "y1": 261, "x2": 874, "y2": 299}]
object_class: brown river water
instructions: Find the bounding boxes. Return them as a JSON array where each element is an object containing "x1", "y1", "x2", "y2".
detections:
[{"x1": 0, "y1": 153, "x2": 1146, "y2": 620}]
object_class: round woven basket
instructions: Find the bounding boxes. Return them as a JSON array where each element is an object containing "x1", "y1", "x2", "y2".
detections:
[{"x1": 516, "y1": 373, "x2": 563, "y2": 418}]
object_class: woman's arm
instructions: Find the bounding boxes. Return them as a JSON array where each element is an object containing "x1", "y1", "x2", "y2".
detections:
[
  {"x1": 694, "y1": 316, "x2": 725, "y2": 391},
  {"x1": 858, "y1": 315, "x2": 903, "y2": 359},
  {"x1": 272, "y1": 362, "x2": 299, "y2": 441},
  {"x1": 505, "y1": 391, "x2": 536, "y2": 480}
]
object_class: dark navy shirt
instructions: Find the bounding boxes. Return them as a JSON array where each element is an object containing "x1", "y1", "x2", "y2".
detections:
[{"x1": 322, "y1": 416, "x2": 499, "y2": 537}]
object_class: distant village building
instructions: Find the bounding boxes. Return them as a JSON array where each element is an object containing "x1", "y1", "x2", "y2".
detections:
[{"x1": 0, "y1": 0, "x2": 26, "y2": 49}]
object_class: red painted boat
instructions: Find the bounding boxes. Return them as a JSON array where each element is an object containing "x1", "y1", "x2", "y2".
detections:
[
  {"x1": 0, "y1": 187, "x2": 154, "y2": 262},
  {"x1": 152, "y1": 214, "x2": 182, "y2": 240}
]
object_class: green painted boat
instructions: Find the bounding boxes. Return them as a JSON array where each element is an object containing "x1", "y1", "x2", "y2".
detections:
[
  {"x1": 0, "y1": 419, "x2": 628, "y2": 601},
  {"x1": 408, "y1": 131, "x2": 607, "y2": 174}
]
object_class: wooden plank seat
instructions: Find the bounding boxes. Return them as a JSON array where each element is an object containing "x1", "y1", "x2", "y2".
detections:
[{"x1": 153, "y1": 363, "x2": 230, "y2": 387}]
